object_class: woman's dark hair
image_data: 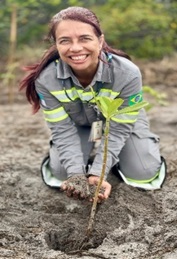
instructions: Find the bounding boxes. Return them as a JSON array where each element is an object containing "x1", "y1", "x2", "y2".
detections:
[{"x1": 19, "y1": 6, "x2": 131, "y2": 113}]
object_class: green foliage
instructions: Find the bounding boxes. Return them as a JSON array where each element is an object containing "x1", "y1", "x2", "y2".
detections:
[
  {"x1": 95, "y1": 97, "x2": 124, "y2": 118},
  {"x1": 0, "y1": 62, "x2": 19, "y2": 84},
  {"x1": 90, "y1": 86, "x2": 148, "y2": 119},
  {"x1": 143, "y1": 85, "x2": 168, "y2": 110},
  {"x1": 93, "y1": 0, "x2": 176, "y2": 58},
  {"x1": 95, "y1": 96, "x2": 148, "y2": 118}
]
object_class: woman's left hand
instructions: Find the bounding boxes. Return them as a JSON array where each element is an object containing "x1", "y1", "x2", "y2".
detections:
[{"x1": 88, "y1": 175, "x2": 112, "y2": 201}]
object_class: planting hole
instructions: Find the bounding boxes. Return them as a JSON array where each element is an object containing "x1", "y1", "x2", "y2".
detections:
[{"x1": 45, "y1": 227, "x2": 106, "y2": 253}]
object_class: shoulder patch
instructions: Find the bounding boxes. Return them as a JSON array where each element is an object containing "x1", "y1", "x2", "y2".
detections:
[
  {"x1": 38, "y1": 93, "x2": 47, "y2": 107},
  {"x1": 128, "y1": 91, "x2": 143, "y2": 106}
]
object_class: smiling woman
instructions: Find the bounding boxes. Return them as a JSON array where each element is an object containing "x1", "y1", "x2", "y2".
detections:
[
  {"x1": 19, "y1": 6, "x2": 166, "y2": 202},
  {"x1": 55, "y1": 20, "x2": 104, "y2": 86}
]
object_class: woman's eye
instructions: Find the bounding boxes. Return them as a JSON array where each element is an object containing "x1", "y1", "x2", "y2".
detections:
[
  {"x1": 81, "y1": 37, "x2": 91, "y2": 42},
  {"x1": 58, "y1": 39, "x2": 69, "y2": 44}
]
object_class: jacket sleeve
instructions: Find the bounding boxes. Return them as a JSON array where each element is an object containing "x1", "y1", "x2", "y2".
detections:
[
  {"x1": 89, "y1": 67, "x2": 143, "y2": 178},
  {"x1": 35, "y1": 80, "x2": 86, "y2": 178}
]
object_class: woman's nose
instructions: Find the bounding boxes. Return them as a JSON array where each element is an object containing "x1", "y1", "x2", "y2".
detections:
[{"x1": 69, "y1": 42, "x2": 83, "y2": 52}]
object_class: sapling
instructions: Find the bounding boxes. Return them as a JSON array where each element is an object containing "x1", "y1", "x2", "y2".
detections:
[{"x1": 86, "y1": 88, "x2": 148, "y2": 237}]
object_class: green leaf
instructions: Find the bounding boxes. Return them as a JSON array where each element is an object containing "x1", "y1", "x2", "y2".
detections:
[
  {"x1": 95, "y1": 96, "x2": 125, "y2": 118},
  {"x1": 95, "y1": 96, "x2": 110, "y2": 117},
  {"x1": 116, "y1": 101, "x2": 148, "y2": 115},
  {"x1": 107, "y1": 98, "x2": 124, "y2": 117}
]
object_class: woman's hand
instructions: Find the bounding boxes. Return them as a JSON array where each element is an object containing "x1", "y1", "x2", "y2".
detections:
[
  {"x1": 88, "y1": 175, "x2": 112, "y2": 201},
  {"x1": 61, "y1": 175, "x2": 90, "y2": 199},
  {"x1": 61, "y1": 174, "x2": 112, "y2": 202}
]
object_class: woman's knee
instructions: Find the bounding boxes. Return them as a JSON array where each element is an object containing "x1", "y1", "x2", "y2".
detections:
[
  {"x1": 48, "y1": 145, "x2": 67, "y2": 180},
  {"x1": 119, "y1": 156, "x2": 161, "y2": 181},
  {"x1": 118, "y1": 132, "x2": 162, "y2": 180}
]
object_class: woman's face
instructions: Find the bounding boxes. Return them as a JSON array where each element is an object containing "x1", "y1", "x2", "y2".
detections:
[{"x1": 55, "y1": 20, "x2": 104, "y2": 76}]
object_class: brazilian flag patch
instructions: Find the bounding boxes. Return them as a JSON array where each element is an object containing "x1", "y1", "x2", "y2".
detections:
[{"x1": 128, "y1": 91, "x2": 143, "y2": 106}]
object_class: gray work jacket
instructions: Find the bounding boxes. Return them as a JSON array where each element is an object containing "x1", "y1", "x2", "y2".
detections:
[{"x1": 35, "y1": 52, "x2": 151, "y2": 178}]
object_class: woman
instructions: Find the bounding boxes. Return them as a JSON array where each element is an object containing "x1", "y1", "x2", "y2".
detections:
[{"x1": 20, "y1": 6, "x2": 166, "y2": 201}]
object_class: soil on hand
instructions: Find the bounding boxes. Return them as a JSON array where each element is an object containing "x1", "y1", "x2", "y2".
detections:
[{"x1": 1, "y1": 57, "x2": 177, "y2": 259}]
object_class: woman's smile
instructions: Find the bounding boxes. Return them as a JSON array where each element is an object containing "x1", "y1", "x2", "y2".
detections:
[{"x1": 69, "y1": 54, "x2": 89, "y2": 63}]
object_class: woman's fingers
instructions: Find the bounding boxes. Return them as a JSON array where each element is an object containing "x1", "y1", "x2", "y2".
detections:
[
  {"x1": 61, "y1": 175, "x2": 90, "y2": 199},
  {"x1": 61, "y1": 182, "x2": 67, "y2": 190},
  {"x1": 61, "y1": 175, "x2": 111, "y2": 201},
  {"x1": 88, "y1": 175, "x2": 112, "y2": 200},
  {"x1": 101, "y1": 181, "x2": 112, "y2": 199}
]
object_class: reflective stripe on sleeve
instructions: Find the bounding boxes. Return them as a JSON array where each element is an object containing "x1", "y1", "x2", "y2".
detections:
[
  {"x1": 51, "y1": 88, "x2": 79, "y2": 102},
  {"x1": 111, "y1": 111, "x2": 139, "y2": 123},
  {"x1": 43, "y1": 107, "x2": 68, "y2": 122}
]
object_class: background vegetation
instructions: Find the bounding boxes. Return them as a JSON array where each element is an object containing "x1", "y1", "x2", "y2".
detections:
[{"x1": 0, "y1": 0, "x2": 177, "y2": 60}]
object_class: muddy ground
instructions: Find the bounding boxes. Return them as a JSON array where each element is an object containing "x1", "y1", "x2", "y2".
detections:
[{"x1": 0, "y1": 57, "x2": 177, "y2": 259}]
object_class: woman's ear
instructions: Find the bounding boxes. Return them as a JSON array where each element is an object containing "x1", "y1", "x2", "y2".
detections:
[{"x1": 99, "y1": 34, "x2": 104, "y2": 50}]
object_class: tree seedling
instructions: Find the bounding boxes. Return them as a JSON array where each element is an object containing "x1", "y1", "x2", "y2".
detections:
[{"x1": 86, "y1": 87, "x2": 148, "y2": 238}]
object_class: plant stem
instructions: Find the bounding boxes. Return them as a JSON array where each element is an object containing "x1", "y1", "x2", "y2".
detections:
[{"x1": 86, "y1": 118, "x2": 110, "y2": 237}]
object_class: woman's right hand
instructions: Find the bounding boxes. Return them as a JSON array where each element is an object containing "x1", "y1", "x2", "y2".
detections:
[{"x1": 61, "y1": 175, "x2": 90, "y2": 199}]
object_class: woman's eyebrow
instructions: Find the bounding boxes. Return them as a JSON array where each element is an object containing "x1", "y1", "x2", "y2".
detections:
[
  {"x1": 57, "y1": 36, "x2": 70, "y2": 40},
  {"x1": 79, "y1": 34, "x2": 93, "y2": 37},
  {"x1": 57, "y1": 34, "x2": 93, "y2": 40}
]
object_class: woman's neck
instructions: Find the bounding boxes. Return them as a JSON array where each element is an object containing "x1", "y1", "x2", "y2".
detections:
[
  {"x1": 77, "y1": 75, "x2": 93, "y2": 87},
  {"x1": 72, "y1": 64, "x2": 99, "y2": 88}
]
